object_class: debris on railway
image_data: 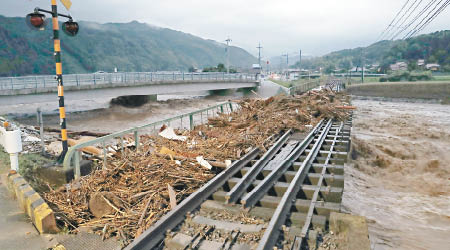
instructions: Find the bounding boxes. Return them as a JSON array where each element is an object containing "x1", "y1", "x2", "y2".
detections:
[{"x1": 42, "y1": 89, "x2": 351, "y2": 246}]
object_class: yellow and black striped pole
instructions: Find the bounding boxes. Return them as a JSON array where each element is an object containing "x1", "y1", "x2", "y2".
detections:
[{"x1": 51, "y1": 0, "x2": 68, "y2": 160}]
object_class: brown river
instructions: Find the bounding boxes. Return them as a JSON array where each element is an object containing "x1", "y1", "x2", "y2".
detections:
[
  {"x1": 345, "y1": 99, "x2": 450, "y2": 250},
  {"x1": 5, "y1": 80, "x2": 285, "y2": 132}
]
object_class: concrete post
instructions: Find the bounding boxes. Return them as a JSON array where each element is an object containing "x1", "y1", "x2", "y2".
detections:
[
  {"x1": 36, "y1": 108, "x2": 45, "y2": 155},
  {"x1": 189, "y1": 114, "x2": 194, "y2": 130},
  {"x1": 134, "y1": 130, "x2": 139, "y2": 150}
]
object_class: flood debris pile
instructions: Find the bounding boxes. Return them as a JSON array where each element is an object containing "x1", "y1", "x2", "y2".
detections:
[{"x1": 43, "y1": 90, "x2": 350, "y2": 246}]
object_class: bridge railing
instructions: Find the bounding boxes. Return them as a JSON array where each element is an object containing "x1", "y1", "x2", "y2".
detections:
[
  {"x1": 0, "y1": 72, "x2": 256, "y2": 91},
  {"x1": 63, "y1": 101, "x2": 240, "y2": 179}
]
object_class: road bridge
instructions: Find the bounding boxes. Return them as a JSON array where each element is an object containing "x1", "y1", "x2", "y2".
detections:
[{"x1": 0, "y1": 72, "x2": 257, "y2": 96}]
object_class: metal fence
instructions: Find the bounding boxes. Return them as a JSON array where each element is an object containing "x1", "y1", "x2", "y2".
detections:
[
  {"x1": 63, "y1": 101, "x2": 240, "y2": 179},
  {"x1": 288, "y1": 80, "x2": 322, "y2": 95},
  {"x1": 0, "y1": 72, "x2": 256, "y2": 91}
]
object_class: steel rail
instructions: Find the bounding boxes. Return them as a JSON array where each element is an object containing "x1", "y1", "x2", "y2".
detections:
[
  {"x1": 241, "y1": 120, "x2": 325, "y2": 209},
  {"x1": 256, "y1": 119, "x2": 333, "y2": 250},
  {"x1": 125, "y1": 148, "x2": 260, "y2": 250},
  {"x1": 295, "y1": 121, "x2": 344, "y2": 250},
  {"x1": 225, "y1": 129, "x2": 292, "y2": 204}
]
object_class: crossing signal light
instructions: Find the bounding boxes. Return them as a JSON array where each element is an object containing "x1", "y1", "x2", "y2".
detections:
[
  {"x1": 26, "y1": 13, "x2": 47, "y2": 30},
  {"x1": 62, "y1": 20, "x2": 79, "y2": 36}
]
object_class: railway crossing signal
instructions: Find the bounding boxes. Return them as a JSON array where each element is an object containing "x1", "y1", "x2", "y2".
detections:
[{"x1": 26, "y1": 0, "x2": 78, "y2": 162}]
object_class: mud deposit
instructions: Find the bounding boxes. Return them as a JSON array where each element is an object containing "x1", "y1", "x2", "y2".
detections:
[{"x1": 343, "y1": 99, "x2": 450, "y2": 250}]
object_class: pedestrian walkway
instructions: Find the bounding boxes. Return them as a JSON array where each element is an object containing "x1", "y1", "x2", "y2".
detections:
[
  {"x1": 0, "y1": 165, "x2": 121, "y2": 250},
  {"x1": 0, "y1": 172, "x2": 57, "y2": 250}
]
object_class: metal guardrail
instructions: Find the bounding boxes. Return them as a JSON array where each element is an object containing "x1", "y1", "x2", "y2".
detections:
[
  {"x1": 0, "y1": 72, "x2": 256, "y2": 92},
  {"x1": 288, "y1": 80, "x2": 322, "y2": 95},
  {"x1": 63, "y1": 101, "x2": 240, "y2": 179}
]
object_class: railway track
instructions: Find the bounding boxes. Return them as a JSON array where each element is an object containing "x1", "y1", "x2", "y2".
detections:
[{"x1": 127, "y1": 117, "x2": 352, "y2": 250}]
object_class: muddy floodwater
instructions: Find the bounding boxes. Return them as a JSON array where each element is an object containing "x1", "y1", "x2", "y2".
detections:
[
  {"x1": 344, "y1": 99, "x2": 450, "y2": 250},
  {"x1": 6, "y1": 80, "x2": 284, "y2": 132}
]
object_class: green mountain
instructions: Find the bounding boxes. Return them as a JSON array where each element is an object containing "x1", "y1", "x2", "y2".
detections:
[
  {"x1": 295, "y1": 30, "x2": 450, "y2": 73},
  {"x1": 0, "y1": 15, "x2": 257, "y2": 77}
]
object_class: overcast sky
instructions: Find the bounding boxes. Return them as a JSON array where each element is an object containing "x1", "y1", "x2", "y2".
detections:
[{"x1": 2, "y1": 0, "x2": 449, "y2": 59}]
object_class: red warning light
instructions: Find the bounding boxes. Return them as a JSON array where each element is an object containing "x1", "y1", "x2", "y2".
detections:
[
  {"x1": 26, "y1": 13, "x2": 47, "y2": 30},
  {"x1": 62, "y1": 21, "x2": 79, "y2": 36}
]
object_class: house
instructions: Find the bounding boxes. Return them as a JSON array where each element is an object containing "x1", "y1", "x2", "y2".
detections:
[
  {"x1": 252, "y1": 64, "x2": 262, "y2": 70},
  {"x1": 286, "y1": 69, "x2": 310, "y2": 80},
  {"x1": 350, "y1": 66, "x2": 368, "y2": 72},
  {"x1": 417, "y1": 59, "x2": 425, "y2": 67},
  {"x1": 425, "y1": 63, "x2": 440, "y2": 71},
  {"x1": 390, "y1": 62, "x2": 408, "y2": 71}
]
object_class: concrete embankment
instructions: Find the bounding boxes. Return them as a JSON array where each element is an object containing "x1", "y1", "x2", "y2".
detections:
[{"x1": 347, "y1": 81, "x2": 450, "y2": 101}]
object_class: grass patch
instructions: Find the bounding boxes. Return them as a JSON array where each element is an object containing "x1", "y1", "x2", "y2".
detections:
[
  {"x1": 347, "y1": 81, "x2": 450, "y2": 100},
  {"x1": 0, "y1": 146, "x2": 54, "y2": 190},
  {"x1": 269, "y1": 76, "x2": 326, "y2": 88},
  {"x1": 432, "y1": 75, "x2": 450, "y2": 81},
  {"x1": 269, "y1": 79, "x2": 292, "y2": 88}
]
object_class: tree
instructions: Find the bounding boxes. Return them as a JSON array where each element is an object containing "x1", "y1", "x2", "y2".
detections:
[
  {"x1": 407, "y1": 60, "x2": 418, "y2": 71},
  {"x1": 217, "y1": 63, "x2": 225, "y2": 72},
  {"x1": 324, "y1": 64, "x2": 336, "y2": 74}
]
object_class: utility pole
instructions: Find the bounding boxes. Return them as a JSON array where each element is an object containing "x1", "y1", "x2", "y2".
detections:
[
  {"x1": 256, "y1": 43, "x2": 262, "y2": 69},
  {"x1": 225, "y1": 37, "x2": 232, "y2": 74},
  {"x1": 282, "y1": 53, "x2": 289, "y2": 79},
  {"x1": 299, "y1": 49, "x2": 302, "y2": 69},
  {"x1": 361, "y1": 49, "x2": 365, "y2": 83}
]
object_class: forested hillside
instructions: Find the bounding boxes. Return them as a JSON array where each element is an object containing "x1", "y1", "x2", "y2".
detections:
[
  {"x1": 295, "y1": 30, "x2": 450, "y2": 72},
  {"x1": 0, "y1": 15, "x2": 257, "y2": 76}
]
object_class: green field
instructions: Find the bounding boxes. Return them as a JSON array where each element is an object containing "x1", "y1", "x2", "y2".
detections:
[
  {"x1": 269, "y1": 76, "x2": 326, "y2": 88},
  {"x1": 347, "y1": 81, "x2": 450, "y2": 102},
  {"x1": 432, "y1": 75, "x2": 450, "y2": 81}
]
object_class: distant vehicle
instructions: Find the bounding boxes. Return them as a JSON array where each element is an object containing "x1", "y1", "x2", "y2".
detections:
[{"x1": 94, "y1": 71, "x2": 105, "y2": 74}]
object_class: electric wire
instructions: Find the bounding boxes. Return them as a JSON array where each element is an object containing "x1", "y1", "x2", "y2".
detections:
[
  {"x1": 407, "y1": 0, "x2": 450, "y2": 38},
  {"x1": 377, "y1": 0, "x2": 411, "y2": 41},
  {"x1": 389, "y1": 0, "x2": 437, "y2": 40},
  {"x1": 403, "y1": 0, "x2": 446, "y2": 38},
  {"x1": 384, "y1": 0, "x2": 421, "y2": 40},
  {"x1": 388, "y1": 0, "x2": 424, "y2": 40}
]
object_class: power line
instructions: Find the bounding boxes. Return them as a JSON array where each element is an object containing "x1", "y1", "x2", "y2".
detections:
[
  {"x1": 403, "y1": 0, "x2": 444, "y2": 38},
  {"x1": 389, "y1": 0, "x2": 437, "y2": 40},
  {"x1": 407, "y1": 0, "x2": 450, "y2": 37},
  {"x1": 384, "y1": 0, "x2": 420, "y2": 40},
  {"x1": 403, "y1": 0, "x2": 446, "y2": 38},
  {"x1": 377, "y1": 0, "x2": 411, "y2": 41},
  {"x1": 388, "y1": 0, "x2": 424, "y2": 40}
]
